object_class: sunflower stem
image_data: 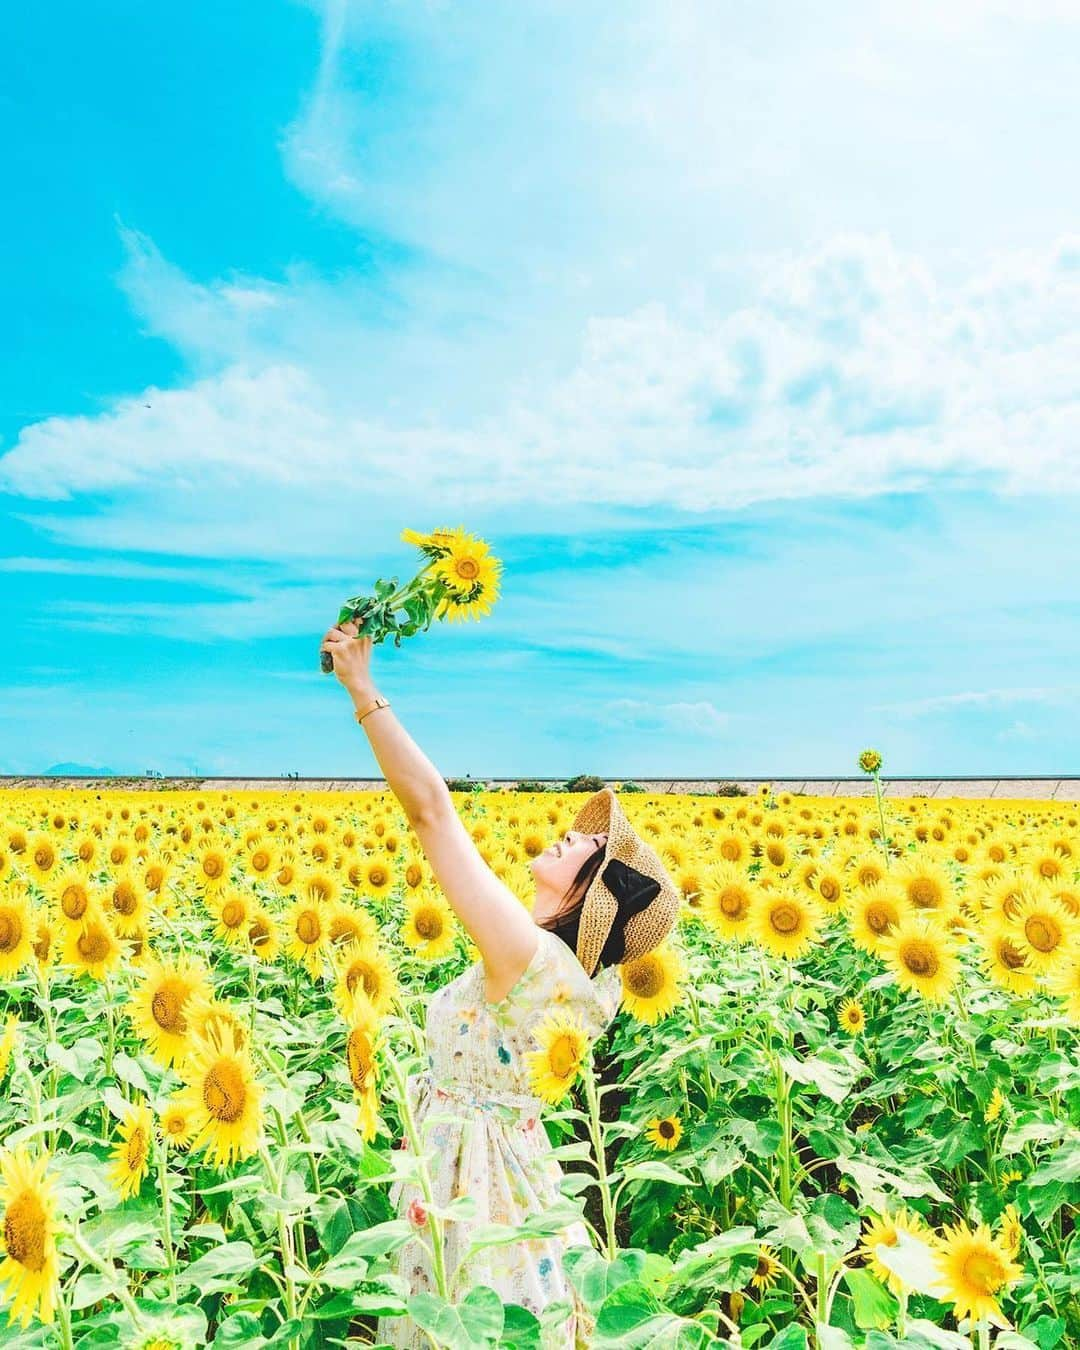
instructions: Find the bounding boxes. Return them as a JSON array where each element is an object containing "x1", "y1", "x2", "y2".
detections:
[
  {"x1": 258, "y1": 1143, "x2": 301, "y2": 1348},
  {"x1": 872, "y1": 771, "x2": 891, "y2": 868},
  {"x1": 382, "y1": 1049, "x2": 452, "y2": 1302},
  {"x1": 156, "y1": 1135, "x2": 178, "y2": 1302},
  {"x1": 35, "y1": 966, "x2": 60, "y2": 1150},
  {"x1": 66, "y1": 1225, "x2": 146, "y2": 1331},
  {"x1": 580, "y1": 1055, "x2": 618, "y2": 1259}
]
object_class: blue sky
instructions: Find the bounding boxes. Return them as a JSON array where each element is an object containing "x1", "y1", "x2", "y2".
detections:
[{"x1": 3, "y1": 0, "x2": 1080, "y2": 778}]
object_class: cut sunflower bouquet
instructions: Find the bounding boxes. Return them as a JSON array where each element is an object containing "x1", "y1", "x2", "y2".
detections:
[{"x1": 319, "y1": 525, "x2": 503, "y2": 673}]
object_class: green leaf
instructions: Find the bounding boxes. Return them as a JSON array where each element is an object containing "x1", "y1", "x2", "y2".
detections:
[
  {"x1": 212, "y1": 1312, "x2": 266, "y2": 1349},
  {"x1": 778, "y1": 1046, "x2": 864, "y2": 1104},
  {"x1": 619, "y1": 1160, "x2": 696, "y2": 1187},
  {"x1": 815, "y1": 1326, "x2": 856, "y2": 1350},
  {"x1": 408, "y1": 1285, "x2": 505, "y2": 1348},
  {"x1": 871, "y1": 1229, "x2": 942, "y2": 1298},
  {"x1": 175, "y1": 1241, "x2": 257, "y2": 1295},
  {"x1": 834, "y1": 1153, "x2": 949, "y2": 1208},
  {"x1": 763, "y1": 1326, "x2": 808, "y2": 1350},
  {"x1": 805, "y1": 1193, "x2": 862, "y2": 1261},
  {"x1": 842, "y1": 1268, "x2": 897, "y2": 1331}
]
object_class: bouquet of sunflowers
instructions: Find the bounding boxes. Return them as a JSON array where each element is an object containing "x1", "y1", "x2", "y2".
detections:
[{"x1": 319, "y1": 525, "x2": 503, "y2": 672}]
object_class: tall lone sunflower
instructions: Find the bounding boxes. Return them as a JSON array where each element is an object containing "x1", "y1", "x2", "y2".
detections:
[{"x1": 0, "y1": 1147, "x2": 60, "y2": 1328}]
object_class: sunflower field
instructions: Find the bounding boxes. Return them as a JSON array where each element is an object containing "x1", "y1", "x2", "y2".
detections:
[{"x1": 0, "y1": 782, "x2": 1077, "y2": 1350}]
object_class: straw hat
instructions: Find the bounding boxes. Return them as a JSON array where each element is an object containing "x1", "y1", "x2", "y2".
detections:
[{"x1": 569, "y1": 787, "x2": 681, "y2": 977}]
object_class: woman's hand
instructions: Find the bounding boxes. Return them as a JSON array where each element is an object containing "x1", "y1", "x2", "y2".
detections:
[{"x1": 320, "y1": 619, "x2": 375, "y2": 696}]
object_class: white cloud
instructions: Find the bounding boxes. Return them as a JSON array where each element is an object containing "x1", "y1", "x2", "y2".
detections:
[
  {"x1": 5, "y1": 231, "x2": 1080, "y2": 558},
  {"x1": 597, "y1": 697, "x2": 729, "y2": 736},
  {"x1": 874, "y1": 684, "x2": 1080, "y2": 717}
]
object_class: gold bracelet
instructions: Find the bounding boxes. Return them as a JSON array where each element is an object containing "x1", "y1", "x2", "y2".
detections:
[{"x1": 355, "y1": 694, "x2": 390, "y2": 724}]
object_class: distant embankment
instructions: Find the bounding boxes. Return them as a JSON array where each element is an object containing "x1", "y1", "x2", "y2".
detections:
[{"x1": 3, "y1": 776, "x2": 1080, "y2": 800}]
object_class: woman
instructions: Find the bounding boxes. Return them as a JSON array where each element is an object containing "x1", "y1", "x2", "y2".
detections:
[{"x1": 320, "y1": 618, "x2": 680, "y2": 1348}]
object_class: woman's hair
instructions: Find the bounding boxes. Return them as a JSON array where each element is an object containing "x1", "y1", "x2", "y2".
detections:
[{"x1": 537, "y1": 844, "x2": 616, "y2": 971}]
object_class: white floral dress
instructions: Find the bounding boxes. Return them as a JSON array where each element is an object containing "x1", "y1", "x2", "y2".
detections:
[{"x1": 375, "y1": 925, "x2": 623, "y2": 1349}]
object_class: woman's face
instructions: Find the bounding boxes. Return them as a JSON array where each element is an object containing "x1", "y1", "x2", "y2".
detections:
[{"x1": 530, "y1": 829, "x2": 608, "y2": 923}]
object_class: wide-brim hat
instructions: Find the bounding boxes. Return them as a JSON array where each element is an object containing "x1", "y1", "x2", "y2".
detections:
[{"x1": 570, "y1": 787, "x2": 681, "y2": 977}]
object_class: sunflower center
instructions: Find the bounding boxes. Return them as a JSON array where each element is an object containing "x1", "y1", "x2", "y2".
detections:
[
  {"x1": 770, "y1": 903, "x2": 801, "y2": 934},
  {"x1": 112, "y1": 885, "x2": 138, "y2": 916},
  {"x1": 346, "y1": 1029, "x2": 372, "y2": 1091},
  {"x1": 249, "y1": 918, "x2": 271, "y2": 948},
  {"x1": 865, "y1": 902, "x2": 896, "y2": 935},
  {"x1": 203, "y1": 855, "x2": 225, "y2": 879},
  {"x1": 414, "y1": 909, "x2": 443, "y2": 940},
  {"x1": 221, "y1": 900, "x2": 246, "y2": 929},
  {"x1": 78, "y1": 928, "x2": 111, "y2": 963},
  {"x1": 998, "y1": 939, "x2": 1026, "y2": 970},
  {"x1": 658, "y1": 1120, "x2": 676, "y2": 1139},
  {"x1": 202, "y1": 1060, "x2": 247, "y2": 1123},
  {"x1": 961, "y1": 1249, "x2": 1006, "y2": 1292},
  {"x1": 1024, "y1": 916, "x2": 1059, "y2": 952},
  {"x1": 3, "y1": 1190, "x2": 47, "y2": 1271},
  {"x1": 329, "y1": 916, "x2": 357, "y2": 945},
  {"x1": 626, "y1": 958, "x2": 663, "y2": 999},
  {"x1": 61, "y1": 888, "x2": 89, "y2": 920},
  {"x1": 126, "y1": 1127, "x2": 149, "y2": 1171},
  {"x1": 34, "y1": 846, "x2": 54, "y2": 870},
  {"x1": 819, "y1": 878, "x2": 841, "y2": 903},
  {"x1": 296, "y1": 911, "x2": 321, "y2": 945},
  {"x1": 251, "y1": 850, "x2": 271, "y2": 872},
  {"x1": 152, "y1": 980, "x2": 188, "y2": 1034},
  {"x1": 0, "y1": 911, "x2": 22, "y2": 952},
  {"x1": 719, "y1": 887, "x2": 748, "y2": 918},
  {"x1": 909, "y1": 879, "x2": 941, "y2": 908},
  {"x1": 549, "y1": 1033, "x2": 579, "y2": 1079},
  {"x1": 455, "y1": 558, "x2": 480, "y2": 581},
  {"x1": 369, "y1": 867, "x2": 388, "y2": 886},
  {"x1": 900, "y1": 938, "x2": 939, "y2": 977}
]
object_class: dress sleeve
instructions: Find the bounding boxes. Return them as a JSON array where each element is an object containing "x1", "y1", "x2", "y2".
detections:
[{"x1": 527, "y1": 928, "x2": 623, "y2": 1042}]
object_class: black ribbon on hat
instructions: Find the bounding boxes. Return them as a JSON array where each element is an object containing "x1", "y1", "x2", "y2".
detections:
[{"x1": 593, "y1": 857, "x2": 661, "y2": 968}]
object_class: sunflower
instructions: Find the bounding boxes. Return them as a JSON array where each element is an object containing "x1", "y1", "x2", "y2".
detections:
[
  {"x1": 890, "y1": 857, "x2": 958, "y2": 919},
  {"x1": 107, "y1": 1100, "x2": 154, "y2": 1201},
  {"x1": 618, "y1": 944, "x2": 684, "y2": 1024},
  {"x1": 102, "y1": 866, "x2": 150, "y2": 938},
  {"x1": 857, "y1": 1206, "x2": 938, "y2": 1297},
  {"x1": 0, "y1": 1147, "x2": 60, "y2": 1328},
  {"x1": 327, "y1": 900, "x2": 378, "y2": 951},
  {"x1": 748, "y1": 1245, "x2": 782, "y2": 1292},
  {"x1": 185, "y1": 994, "x2": 250, "y2": 1054},
  {"x1": 983, "y1": 1086, "x2": 1007, "y2": 1124},
  {"x1": 32, "y1": 914, "x2": 57, "y2": 971},
  {"x1": 930, "y1": 1218, "x2": 1024, "y2": 1329},
  {"x1": 128, "y1": 955, "x2": 213, "y2": 1069},
  {"x1": 355, "y1": 857, "x2": 395, "y2": 903},
  {"x1": 813, "y1": 868, "x2": 849, "y2": 912},
  {"x1": 1009, "y1": 889, "x2": 1075, "y2": 974},
  {"x1": 22, "y1": 834, "x2": 61, "y2": 886},
  {"x1": 333, "y1": 944, "x2": 398, "y2": 1019},
  {"x1": 0, "y1": 887, "x2": 34, "y2": 980},
  {"x1": 51, "y1": 868, "x2": 96, "y2": 928},
  {"x1": 401, "y1": 892, "x2": 457, "y2": 961},
  {"x1": 975, "y1": 919, "x2": 1039, "y2": 998},
  {"x1": 210, "y1": 891, "x2": 251, "y2": 947},
  {"x1": 995, "y1": 1204, "x2": 1023, "y2": 1259},
  {"x1": 878, "y1": 913, "x2": 960, "y2": 1003},
  {"x1": 698, "y1": 863, "x2": 757, "y2": 942},
  {"x1": 1045, "y1": 945, "x2": 1080, "y2": 1022},
  {"x1": 191, "y1": 838, "x2": 232, "y2": 897},
  {"x1": 524, "y1": 1010, "x2": 590, "y2": 1104},
  {"x1": 61, "y1": 905, "x2": 123, "y2": 981},
  {"x1": 158, "y1": 1096, "x2": 196, "y2": 1150},
  {"x1": 0, "y1": 1016, "x2": 20, "y2": 1083},
  {"x1": 848, "y1": 851, "x2": 890, "y2": 892},
  {"x1": 849, "y1": 884, "x2": 909, "y2": 956},
  {"x1": 645, "y1": 1115, "x2": 682, "y2": 1151},
  {"x1": 283, "y1": 895, "x2": 330, "y2": 976},
  {"x1": 344, "y1": 1005, "x2": 379, "y2": 1092},
  {"x1": 430, "y1": 527, "x2": 502, "y2": 623},
  {"x1": 177, "y1": 1022, "x2": 264, "y2": 1167},
  {"x1": 837, "y1": 997, "x2": 866, "y2": 1036},
  {"x1": 245, "y1": 907, "x2": 281, "y2": 963},
  {"x1": 749, "y1": 889, "x2": 824, "y2": 961}
]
